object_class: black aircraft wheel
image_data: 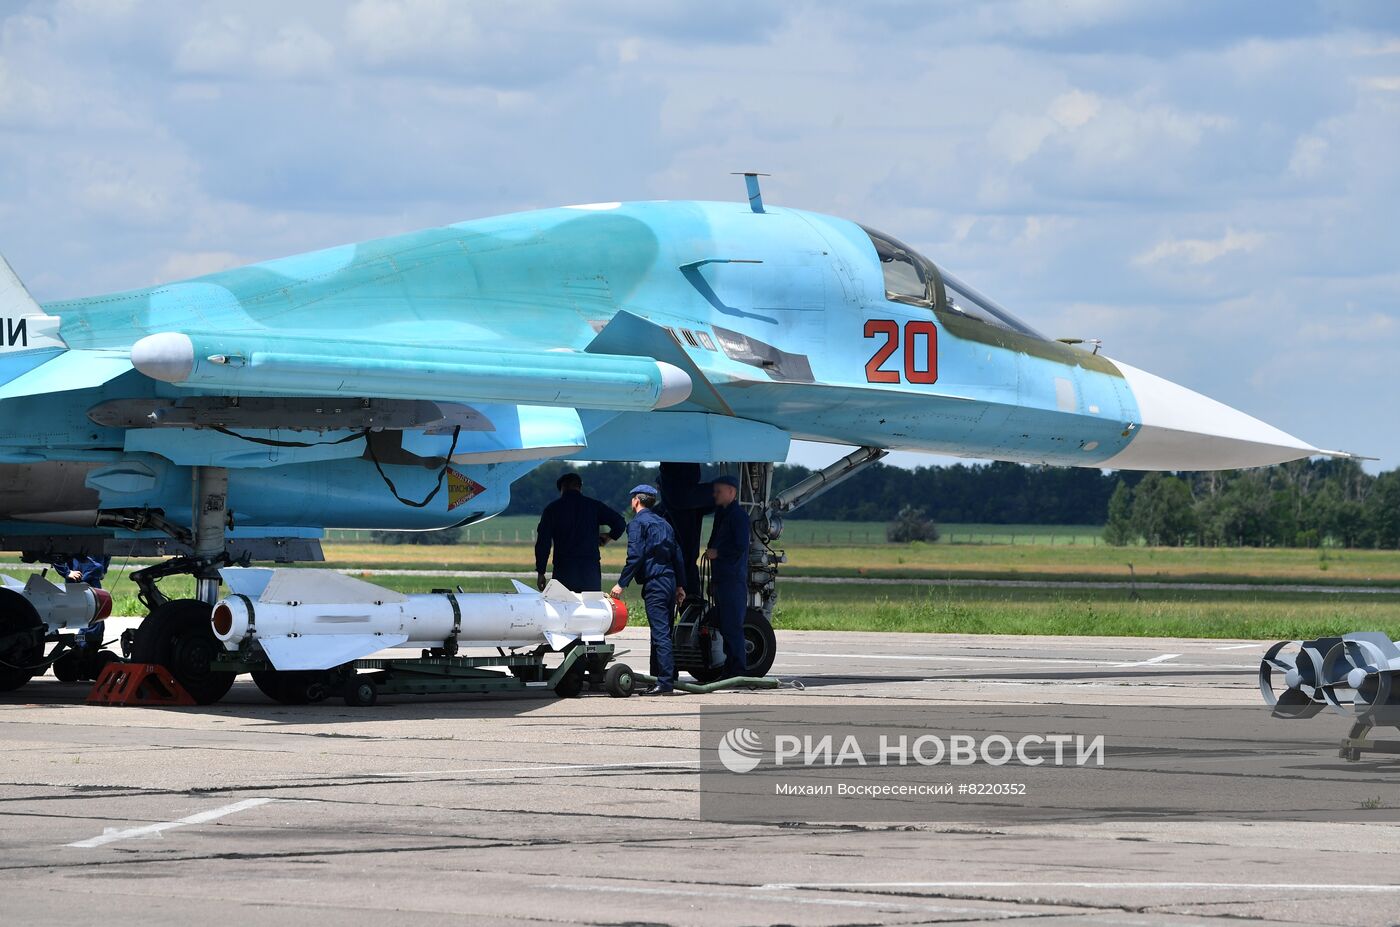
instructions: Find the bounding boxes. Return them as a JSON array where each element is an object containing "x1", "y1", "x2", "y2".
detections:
[
  {"x1": 0, "y1": 589, "x2": 44, "y2": 692},
  {"x1": 688, "y1": 661, "x2": 726, "y2": 684},
  {"x1": 343, "y1": 677, "x2": 378, "y2": 708},
  {"x1": 553, "y1": 663, "x2": 585, "y2": 698},
  {"x1": 603, "y1": 663, "x2": 636, "y2": 698},
  {"x1": 52, "y1": 649, "x2": 82, "y2": 683},
  {"x1": 131, "y1": 599, "x2": 235, "y2": 705},
  {"x1": 742, "y1": 609, "x2": 777, "y2": 678},
  {"x1": 253, "y1": 671, "x2": 332, "y2": 705}
]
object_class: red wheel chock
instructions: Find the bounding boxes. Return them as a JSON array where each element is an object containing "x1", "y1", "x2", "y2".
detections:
[{"x1": 86, "y1": 663, "x2": 196, "y2": 706}]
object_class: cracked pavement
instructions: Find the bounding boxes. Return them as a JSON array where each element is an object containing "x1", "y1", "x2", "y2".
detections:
[{"x1": 2, "y1": 628, "x2": 1397, "y2": 926}]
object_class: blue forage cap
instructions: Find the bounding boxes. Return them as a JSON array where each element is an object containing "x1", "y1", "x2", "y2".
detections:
[
  {"x1": 713, "y1": 474, "x2": 740, "y2": 488},
  {"x1": 628, "y1": 484, "x2": 659, "y2": 497}
]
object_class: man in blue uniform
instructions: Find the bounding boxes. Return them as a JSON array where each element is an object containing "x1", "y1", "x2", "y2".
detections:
[
  {"x1": 535, "y1": 472, "x2": 627, "y2": 593},
  {"x1": 658, "y1": 462, "x2": 714, "y2": 601},
  {"x1": 52, "y1": 554, "x2": 110, "y2": 652},
  {"x1": 703, "y1": 474, "x2": 751, "y2": 679},
  {"x1": 611, "y1": 484, "x2": 687, "y2": 695}
]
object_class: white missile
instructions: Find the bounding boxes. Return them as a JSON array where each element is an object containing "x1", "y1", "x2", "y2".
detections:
[
  {"x1": 211, "y1": 568, "x2": 628, "y2": 671},
  {"x1": 0, "y1": 573, "x2": 112, "y2": 632}
]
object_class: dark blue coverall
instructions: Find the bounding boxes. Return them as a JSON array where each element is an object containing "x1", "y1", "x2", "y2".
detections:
[
  {"x1": 51, "y1": 555, "x2": 110, "y2": 649},
  {"x1": 535, "y1": 491, "x2": 627, "y2": 593},
  {"x1": 617, "y1": 508, "x2": 686, "y2": 691},
  {"x1": 707, "y1": 500, "x2": 751, "y2": 678},
  {"x1": 659, "y1": 463, "x2": 715, "y2": 600}
]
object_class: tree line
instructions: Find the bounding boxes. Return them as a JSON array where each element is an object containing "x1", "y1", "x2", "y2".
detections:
[
  {"x1": 1103, "y1": 459, "x2": 1399, "y2": 548},
  {"x1": 373, "y1": 457, "x2": 1398, "y2": 550},
  {"x1": 499, "y1": 459, "x2": 1121, "y2": 525}
]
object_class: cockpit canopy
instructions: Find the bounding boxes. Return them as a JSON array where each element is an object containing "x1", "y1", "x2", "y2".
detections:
[{"x1": 860, "y1": 225, "x2": 1044, "y2": 340}]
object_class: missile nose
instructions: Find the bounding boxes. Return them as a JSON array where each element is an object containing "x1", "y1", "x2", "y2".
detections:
[
  {"x1": 131, "y1": 332, "x2": 195, "y2": 383},
  {"x1": 655, "y1": 362, "x2": 692, "y2": 409},
  {"x1": 1102, "y1": 359, "x2": 1325, "y2": 471}
]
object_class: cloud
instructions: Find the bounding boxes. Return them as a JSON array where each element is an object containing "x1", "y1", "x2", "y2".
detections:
[
  {"x1": 0, "y1": 0, "x2": 1396, "y2": 469},
  {"x1": 1133, "y1": 229, "x2": 1266, "y2": 267}
]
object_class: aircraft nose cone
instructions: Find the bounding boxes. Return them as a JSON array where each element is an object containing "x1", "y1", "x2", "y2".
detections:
[
  {"x1": 1101, "y1": 359, "x2": 1323, "y2": 471},
  {"x1": 131, "y1": 332, "x2": 195, "y2": 383}
]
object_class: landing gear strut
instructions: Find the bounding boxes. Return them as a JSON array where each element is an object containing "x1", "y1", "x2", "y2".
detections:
[
  {"x1": 669, "y1": 447, "x2": 886, "y2": 682},
  {"x1": 129, "y1": 466, "x2": 237, "y2": 704}
]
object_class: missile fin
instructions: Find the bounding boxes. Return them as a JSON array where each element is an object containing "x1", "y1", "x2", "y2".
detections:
[
  {"x1": 510, "y1": 579, "x2": 538, "y2": 595},
  {"x1": 541, "y1": 579, "x2": 583, "y2": 602},
  {"x1": 543, "y1": 630, "x2": 579, "y2": 651},
  {"x1": 21, "y1": 573, "x2": 62, "y2": 598},
  {"x1": 260, "y1": 633, "x2": 407, "y2": 670},
  {"x1": 220, "y1": 567, "x2": 275, "y2": 599},
  {"x1": 256, "y1": 569, "x2": 410, "y2": 606}
]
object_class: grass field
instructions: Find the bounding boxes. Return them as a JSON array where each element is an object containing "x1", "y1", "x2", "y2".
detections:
[
  {"x1": 304, "y1": 540, "x2": 1400, "y2": 586},
  {"x1": 329, "y1": 519, "x2": 1107, "y2": 547},
  {"x1": 19, "y1": 537, "x2": 1395, "y2": 642}
]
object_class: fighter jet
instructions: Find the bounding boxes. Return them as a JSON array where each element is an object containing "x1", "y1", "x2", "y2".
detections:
[{"x1": 0, "y1": 176, "x2": 1349, "y2": 700}]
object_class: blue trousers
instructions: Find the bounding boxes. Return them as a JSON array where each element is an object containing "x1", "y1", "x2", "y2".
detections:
[
  {"x1": 642, "y1": 576, "x2": 676, "y2": 689},
  {"x1": 712, "y1": 572, "x2": 748, "y2": 678},
  {"x1": 551, "y1": 560, "x2": 603, "y2": 593}
]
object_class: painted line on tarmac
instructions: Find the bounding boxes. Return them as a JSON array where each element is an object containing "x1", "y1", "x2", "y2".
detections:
[
  {"x1": 783, "y1": 651, "x2": 1098, "y2": 666},
  {"x1": 65, "y1": 797, "x2": 278, "y2": 849},
  {"x1": 1111, "y1": 653, "x2": 1180, "y2": 667},
  {"x1": 544, "y1": 882, "x2": 1025, "y2": 916},
  {"x1": 1214, "y1": 642, "x2": 1262, "y2": 650},
  {"x1": 757, "y1": 880, "x2": 1400, "y2": 893},
  {"x1": 363, "y1": 759, "x2": 697, "y2": 779}
]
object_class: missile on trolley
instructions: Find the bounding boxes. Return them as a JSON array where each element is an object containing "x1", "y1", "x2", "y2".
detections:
[
  {"x1": 211, "y1": 568, "x2": 628, "y2": 671},
  {"x1": 0, "y1": 573, "x2": 112, "y2": 632}
]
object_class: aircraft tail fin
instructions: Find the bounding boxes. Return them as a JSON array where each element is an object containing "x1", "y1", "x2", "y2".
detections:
[
  {"x1": 0, "y1": 253, "x2": 134, "y2": 400},
  {"x1": 0, "y1": 253, "x2": 65, "y2": 357}
]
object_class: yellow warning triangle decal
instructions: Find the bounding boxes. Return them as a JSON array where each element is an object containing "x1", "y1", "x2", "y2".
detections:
[{"x1": 447, "y1": 468, "x2": 486, "y2": 511}]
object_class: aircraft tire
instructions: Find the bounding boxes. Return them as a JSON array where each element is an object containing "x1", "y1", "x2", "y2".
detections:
[
  {"x1": 743, "y1": 609, "x2": 777, "y2": 678},
  {"x1": 131, "y1": 599, "x2": 235, "y2": 705},
  {"x1": 0, "y1": 589, "x2": 43, "y2": 692}
]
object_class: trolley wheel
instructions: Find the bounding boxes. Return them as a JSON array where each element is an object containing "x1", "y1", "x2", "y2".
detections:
[
  {"x1": 92, "y1": 650, "x2": 120, "y2": 678},
  {"x1": 343, "y1": 677, "x2": 378, "y2": 707},
  {"x1": 52, "y1": 650, "x2": 82, "y2": 682},
  {"x1": 254, "y1": 670, "x2": 332, "y2": 705},
  {"x1": 603, "y1": 663, "x2": 636, "y2": 698},
  {"x1": 130, "y1": 599, "x2": 235, "y2": 705},
  {"x1": 0, "y1": 589, "x2": 45, "y2": 692},
  {"x1": 78, "y1": 649, "x2": 119, "y2": 682},
  {"x1": 554, "y1": 664, "x2": 585, "y2": 699}
]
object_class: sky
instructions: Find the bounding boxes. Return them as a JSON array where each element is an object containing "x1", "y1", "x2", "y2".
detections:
[{"x1": 1, "y1": 0, "x2": 1397, "y2": 472}]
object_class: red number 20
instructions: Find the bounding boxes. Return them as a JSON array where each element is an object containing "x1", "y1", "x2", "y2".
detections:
[{"x1": 864, "y1": 319, "x2": 938, "y2": 385}]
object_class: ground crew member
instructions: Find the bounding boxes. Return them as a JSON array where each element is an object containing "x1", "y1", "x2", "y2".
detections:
[
  {"x1": 703, "y1": 474, "x2": 750, "y2": 679},
  {"x1": 658, "y1": 462, "x2": 714, "y2": 601},
  {"x1": 51, "y1": 554, "x2": 110, "y2": 651},
  {"x1": 611, "y1": 484, "x2": 686, "y2": 695},
  {"x1": 535, "y1": 472, "x2": 627, "y2": 593}
]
